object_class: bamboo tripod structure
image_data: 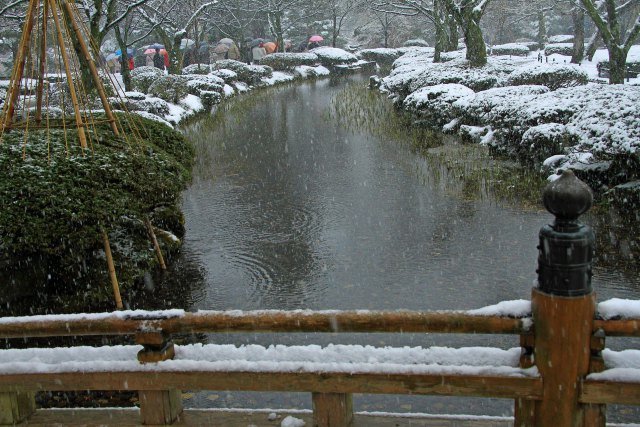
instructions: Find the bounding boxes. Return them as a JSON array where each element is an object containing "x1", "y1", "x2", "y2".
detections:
[
  {"x1": 0, "y1": 0, "x2": 169, "y2": 309},
  {"x1": 0, "y1": 0, "x2": 120, "y2": 147}
]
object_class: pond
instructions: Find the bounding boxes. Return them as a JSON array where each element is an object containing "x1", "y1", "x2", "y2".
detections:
[{"x1": 148, "y1": 75, "x2": 639, "y2": 421}]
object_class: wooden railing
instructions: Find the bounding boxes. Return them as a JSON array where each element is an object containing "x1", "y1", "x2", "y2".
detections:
[{"x1": 1, "y1": 166, "x2": 639, "y2": 427}]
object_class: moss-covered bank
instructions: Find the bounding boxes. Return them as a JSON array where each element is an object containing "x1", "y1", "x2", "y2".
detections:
[{"x1": 0, "y1": 114, "x2": 193, "y2": 311}]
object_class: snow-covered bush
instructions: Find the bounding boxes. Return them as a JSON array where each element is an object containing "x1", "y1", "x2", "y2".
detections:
[
  {"x1": 490, "y1": 43, "x2": 530, "y2": 57},
  {"x1": 181, "y1": 63, "x2": 211, "y2": 75},
  {"x1": 515, "y1": 41, "x2": 541, "y2": 51},
  {"x1": 452, "y1": 85, "x2": 550, "y2": 126},
  {"x1": 293, "y1": 65, "x2": 330, "y2": 78},
  {"x1": 111, "y1": 95, "x2": 171, "y2": 117},
  {"x1": 519, "y1": 123, "x2": 578, "y2": 164},
  {"x1": 131, "y1": 66, "x2": 164, "y2": 93},
  {"x1": 507, "y1": 64, "x2": 588, "y2": 90},
  {"x1": 459, "y1": 125, "x2": 489, "y2": 144},
  {"x1": 258, "y1": 53, "x2": 318, "y2": 70},
  {"x1": 212, "y1": 60, "x2": 272, "y2": 84},
  {"x1": 310, "y1": 47, "x2": 358, "y2": 66},
  {"x1": 185, "y1": 74, "x2": 225, "y2": 95},
  {"x1": 357, "y1": 48, "x2": 402, "y2": 66},
  {"x1": 403, "y1": 39, "x2": 429, "y2": 47},
  {"x1": 148, "y1": 75, "x2": 190, "y2": 103},
  {"x1": 548, "y1": 35, "x2": 574, "y2": 44},
  {"x1": 544, "y1": 43, "x2": 573, "y2": 56},
  {"x1": 211, "y1": 68, "x2": 238, "y2": 83},
  {"x1": 403, "y1": 83, "x2": 475, "y2": 126}
]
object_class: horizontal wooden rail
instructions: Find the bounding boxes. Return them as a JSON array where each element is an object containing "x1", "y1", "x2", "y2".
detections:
[
  {"x1": 0, "y1": 371, "x2": 544, "y2": 400},
  {"x1": 0, "y1": 310, "x2": 529, "y2": 339},
  {"x1": 580, "y1": 380, "x2": 640, "y2": 405},
  {"x1": 593, "y1": 318, "x2": 640, "y2": 337}
]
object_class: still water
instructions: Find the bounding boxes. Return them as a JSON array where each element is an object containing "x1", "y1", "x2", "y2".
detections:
[{"x1": 160, "y1": 76, "x2": 639, "y2": 420}]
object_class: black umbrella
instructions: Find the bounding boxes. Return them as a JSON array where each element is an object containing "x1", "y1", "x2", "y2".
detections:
[{"x1": 250, "y1": 38, "x2": 265, "y2": 48}]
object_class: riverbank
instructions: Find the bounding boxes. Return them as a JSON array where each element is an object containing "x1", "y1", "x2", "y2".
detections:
[{"x1": 368, "y1": 46, "x2": 640, "y2": 212}]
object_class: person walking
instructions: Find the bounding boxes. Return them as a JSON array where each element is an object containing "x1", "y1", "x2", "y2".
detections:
[
  {"x1": 153, "y1": 48, "x2": 164, "y2": 70},
  {"x1": 251, "y1": 42, "x2": 267, "y2": 63}
]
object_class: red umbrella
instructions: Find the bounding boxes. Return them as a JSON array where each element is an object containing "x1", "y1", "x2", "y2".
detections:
[{"x1": 309, "y1": 35, "x2": 323, "y2": 42}]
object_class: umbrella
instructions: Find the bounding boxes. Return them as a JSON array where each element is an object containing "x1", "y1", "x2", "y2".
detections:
[
  {"x1": 263, "y1": 42, "x2": 277, "y2": 54},
  {"x1": 147, "y1": 43, "x2": 164, "y2": 50},
  {"x1": 309, "y1": 35, "x2": 323, "y2": 42},
  {"x1": 219, "y1": 38, "x2": 234, "y2": 46},
  {"x1": 105, "y1": 53, "x2": 118, "y2": 61},
  {"x1": 144, "y1": 48, "x2": 167, "y2": 55},
  {"x1": 250, "y1": 38, "x2": 265, "y2": 47},
  {"x1": 180, "y1": 39, "x2": 195, "y2": 49},
  {"x1": 115, "y1": 48, "x2": 135, "y2": 58},
  {"x1": 213, "y1": 43, "x2": 230, "y2": 54}
]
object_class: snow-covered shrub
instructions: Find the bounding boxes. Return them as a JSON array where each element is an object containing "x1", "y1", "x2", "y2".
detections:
[
  {"x1": 212, "y1": 60, "x2": 272, "y2": 84},
  {"x1": 382, "y1": 59, "x2": 504, "y2": 103},
  {"x1": 544, "y1": 43, "x2": 573, "y2": 56},
  {"x1": 519, "y1": 123, "x2": 578, "y2": 164},
  {"x1": 459, "y1": 125, "x2": 489, "y2": 144},
  {"x1": 490, "y1": 43, "x2": 530, "y2": 57},
  {"x1": 403, "y1": 39, "x2": 429, "y2": 47},
  {"x1": 199, "y1": 90, "x2": 223, "y2": 108},
  {"x1": 110, "y1": 95, "x2": 171, "y2": 117},
  {"x1": 403, "y1": 83, "x2": 475, "y2": 126},
  {"x1": 596, "y1": 61, "x2": 640, "y2": 78},
  {"x1": 258, "y1": 53, "x2": 318, "y2": 70},
  {"x1": 507, "y1": 64, "x2": 588, "y2": 90},
  {"x1": 148, "y1": 75, "x2": 190, "y2": 103},
  {"x1": 310, "y1": 47, "x2": 358, "y2": 67},
  {"x1": 357, "y1": 48, "x2": 402, "y2": 66},
  {"x1": 605, "y1": 181, "x2": 640, "y2": 212},
  {"x1": 181, "y1": 63, "x2": 210, "y2": 75},
  {"x1": 131, "y1": 66, "x2": 164, "y2": 93},
  {"x1": 515, "y1": 41, "x2": 541, "y2": 51},
  {"x1": 185, "y1": 74, "x2": 225, "y2": 96},
  {"x1": 293, "y1": 65, "x2": 330, "y2": 78},
  {"x1": 211, "y1": 68, "x2": 238, "y2": 83},
  {"x1": 548, "y1": 35, "x2": 574, "y2": 44},
  {"x1": 452, "y1": 85, "x2": 550, "y2": 126}
]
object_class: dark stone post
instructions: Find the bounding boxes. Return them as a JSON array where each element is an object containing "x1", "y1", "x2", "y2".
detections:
[{"x1": 531, "y1": 170, "x2": 598, "y2": 427}]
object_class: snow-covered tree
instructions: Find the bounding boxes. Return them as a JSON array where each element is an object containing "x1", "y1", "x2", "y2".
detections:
[
  {"x1": 581, "y1": 0, "x2": 640, "y2": 83},
  {"x1": 441, "y1": 0, "x2": 492, "y2": 66}
]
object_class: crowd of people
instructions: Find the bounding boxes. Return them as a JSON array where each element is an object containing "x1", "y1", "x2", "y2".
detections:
[{"x1": 105, "y1": 35, "x2": 325, "y2": 73}]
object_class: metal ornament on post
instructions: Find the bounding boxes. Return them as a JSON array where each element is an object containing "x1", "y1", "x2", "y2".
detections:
[
  {"x1": 531, "y1": 169, "x2": 598, "y2": 427},
  {"x1": 537, "y1": 169, "x2": 595, "y2": 296}
]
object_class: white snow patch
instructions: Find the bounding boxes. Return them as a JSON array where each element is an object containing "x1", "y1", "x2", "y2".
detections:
[
  {"x1": 598, "y1": 298, "x2": 640, "y2": 320},
  {"x1": 466, "y1": 300, "x2": 531, "y2": 317},
  {"x1": 281, "y1": 415, "x2": 306, "y2": 427}
]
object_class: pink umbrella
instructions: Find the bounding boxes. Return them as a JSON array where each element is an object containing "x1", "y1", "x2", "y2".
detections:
[{"x1": 309, "y1": 35, "x2": 323, "y2": 43}]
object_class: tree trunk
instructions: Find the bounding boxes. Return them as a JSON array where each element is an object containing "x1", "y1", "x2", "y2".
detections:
[
  {"x1": 585, "y1": 30, "x2": 601, "y2": 61},
  {"x1": 433, "y1": 0, "x2": 445, "y2": 62},
  {"x1": 571, "y1": 6, "x2": 585, "y2": 63},
  {"x1": 114, "y1": 26, "x2": 132, "y2": 92},
  {"x1": 446, "y1": 12, "x2": 458, "y2": 51},
  {"x1": 332, "y1": 15, "x2": 338, "y2": 47},
  {"x1": 463, "y1": 14, "x2": 487, "y2": 66},
  {"x1": 607, "y1": 44, "x2": 627, "y2": 84},
  {"x1": 537, "y1": 10, "x2": 547, "y2": 48}
]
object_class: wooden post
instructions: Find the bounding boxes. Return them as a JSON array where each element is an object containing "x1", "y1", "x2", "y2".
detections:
[
  {"x1": 312, "y1": 392, "x2": 353, "y2": 427},
  {"x1": 60, "y1": 0, "x2": 120, "y2": 137},
  {"x1": 1, "y1": 0, "x2": 39, "y2": 131},
  {"x1": 532, "y1": 170, "x2": 596, "y2": 427},
  {"x1": 35, "y1": 0, "x2": 49, "y2": 124},
  {"x1": 102, "y1": 229, "x2": 123, "y2": 310},
  {"x1": 0, "y1": 392, "x2": 36, "y2": 424},
  {"x1": 514, "y1": 331, "x2": 535, "y2": 426},
  {"x1": 48, "y1": 0, "x2": 87, "y2": 149},
  {"x1": 136, "y1": 330, "x2": 182, "y2": 425},
  {"x1": 145, "y1": 217, "x2": 167, "y2": 270},
  {"x1": 583, "y1": 329, "x2": 606, "y2": 427}
]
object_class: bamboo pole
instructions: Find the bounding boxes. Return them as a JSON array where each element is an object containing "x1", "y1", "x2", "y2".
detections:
[
  {"x1": 59, "y1": 0, "x2": 120, "y2": 137},
  {"x1": 48, "y1": 0, "x2": 87, "y2": 149},
  {"x1": 1, "y1": 0, "x2": 39, "y2": 132},
  {"x1": 0, "y1": 310, "x2": 528, "y2": 339},
  {"x1": 101, "y1": 229, "x2": 123, "y2": 310},
  {"x1": 145, "y1": 217, "x2": 167, "y2": 270},
  {"x1": 35, "y1": 0, "x2": 49, "y2": 124}
]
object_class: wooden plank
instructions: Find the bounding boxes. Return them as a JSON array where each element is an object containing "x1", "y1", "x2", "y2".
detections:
[
  {"x1": 312, "y1": 392, "x2": 353, "y2": 427},
  {"x1": 18, "y1": 408, "x2": 516, "y2": 426},
  {"x1": 139, "y1": 389, "x2": 182, "y2": 424},
  {"x1": 0, "y1": 371, "x2": 543, "y2": 400},
  {"x1": 0, "y1": 310, "x2": 527, "y2": 339},
  {"x1": 593, "y1": 319, "x2": 640, "y2": 337},
  {"x1": 0, "y1": 391, "x2": 35, "y2": 424},
  {"x1": 580, "y1": 380, "x2": 640, "y2": 405}
]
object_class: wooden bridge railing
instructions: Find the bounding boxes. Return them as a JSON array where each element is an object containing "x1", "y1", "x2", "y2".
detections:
[{"x1": 1, "y1": 168, "x2": 639, "y2": 427}]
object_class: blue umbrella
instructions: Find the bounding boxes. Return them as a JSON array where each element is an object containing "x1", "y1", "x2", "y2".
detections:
[
  {"x1": 147, "y1": 43, "x2": 164, "y2": 50},
  {"x1": 115, "y1": 48, "x2": 135, "y2": 58}
]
